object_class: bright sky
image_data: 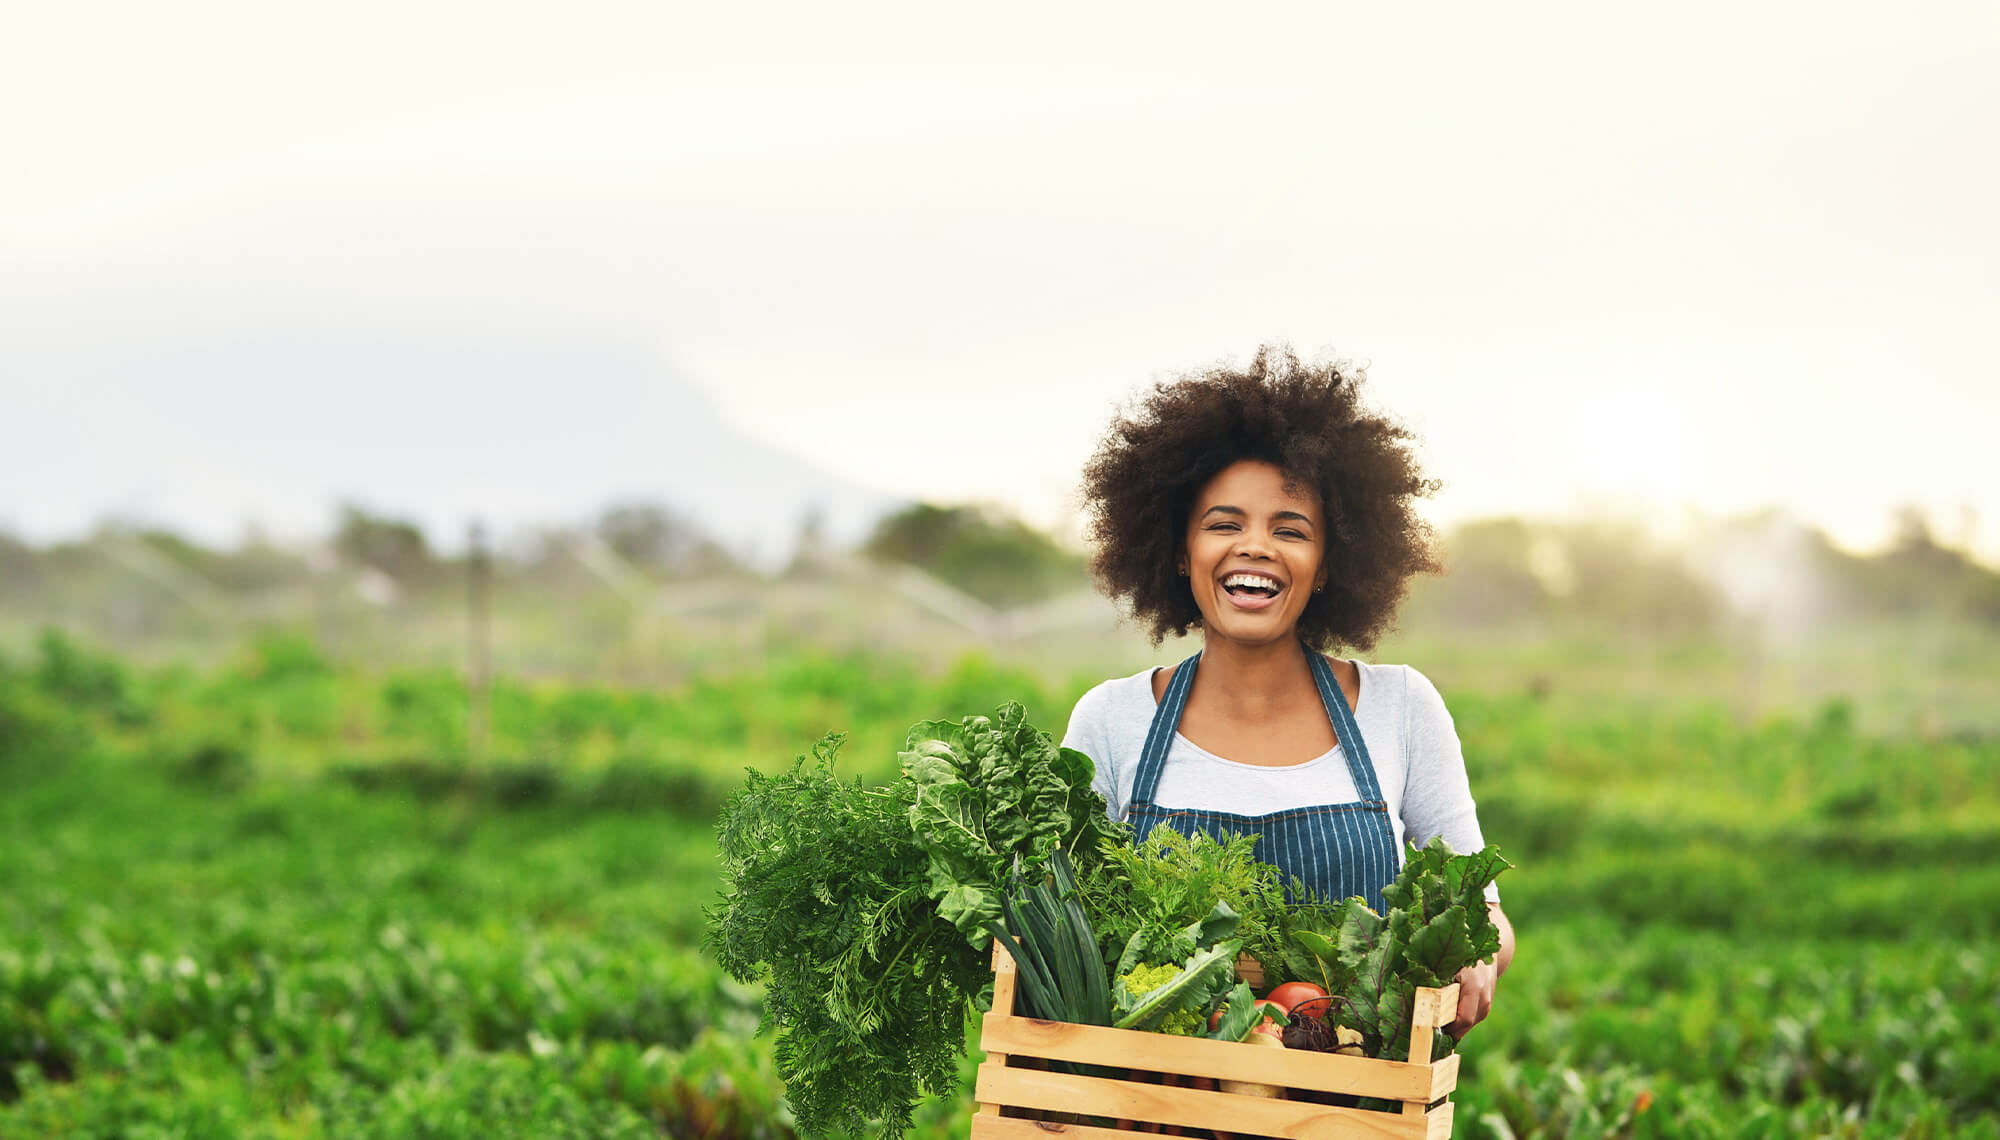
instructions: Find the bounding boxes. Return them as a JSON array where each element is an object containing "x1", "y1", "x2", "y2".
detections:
[{"x1": 5, "y1": 2, "x2": 1997, "y2": 560}]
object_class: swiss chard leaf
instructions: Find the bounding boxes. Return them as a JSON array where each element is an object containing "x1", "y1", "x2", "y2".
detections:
[{"x1": 902, "y1": 704, "x2": 1126, "y2": 948}]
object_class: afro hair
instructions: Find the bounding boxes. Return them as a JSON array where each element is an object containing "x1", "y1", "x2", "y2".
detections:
[{"x1": 1081, "y1": 344, "x2": 1440, "y2": 651}]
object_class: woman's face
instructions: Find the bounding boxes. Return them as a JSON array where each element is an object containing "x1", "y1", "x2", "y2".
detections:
[{"x1": 1181, "y1": 459, "x2": 1328, "y2": 649}]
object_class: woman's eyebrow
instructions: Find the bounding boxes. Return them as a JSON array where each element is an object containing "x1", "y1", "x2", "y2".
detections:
[
  {"x1": 1199, "y1": 505, "x2": 1246, "y2": 520},
  {"x1": 1273, "y1": 510, "x2": 1315, "y2": 526}
]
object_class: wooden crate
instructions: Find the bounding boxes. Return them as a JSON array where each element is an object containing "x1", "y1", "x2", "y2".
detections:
[{"x1": 972, "y1": 943, "x2": 1460, "y2": 1139}]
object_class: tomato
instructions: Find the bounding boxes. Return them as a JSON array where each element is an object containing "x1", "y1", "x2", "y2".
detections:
[
  {"x1": 1263, "y1": 981, "x2": 1331, "y2": 1020},
  {"x1": 1287, "y1": 994, "x2": 1333, "y2": 1023}
]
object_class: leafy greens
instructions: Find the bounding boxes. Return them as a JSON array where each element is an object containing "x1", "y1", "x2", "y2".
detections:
[
  {"x1": 705, "y1": 704, "x2": 1125, "y2": 1138},
  {"x1": 903, "y1": 703, "x2": 1126, "y2": 945},
  {"x1": 983, "y1": 849, "x2": 1111, "y2": 1026},
  {"x1": 1284, "y1": 836, "x2": 1510, "y2": 1062},
  {"x1": 1083, "y1": 823, "x2": 1294, "y2": 979}
]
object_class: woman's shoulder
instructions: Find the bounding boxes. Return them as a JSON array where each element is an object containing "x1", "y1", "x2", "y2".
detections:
[
  {"x1": 1341, "y1": 657, "x2": 1424, "y2": 679},
  {"x1": 1069, "y1": 668, "x2": 1163, "y2": 728},
  {"x1": 1069, "y1": 667, "x2": 1160, "y2": 720},
  {"x1": 1342, "y1": 659, "x2": 1449, "y2": 719}
]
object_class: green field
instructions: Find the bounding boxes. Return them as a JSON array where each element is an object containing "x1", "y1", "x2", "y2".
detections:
[{"x1": 3, "y1": 631, "x2": 1996, "y2": 1138}]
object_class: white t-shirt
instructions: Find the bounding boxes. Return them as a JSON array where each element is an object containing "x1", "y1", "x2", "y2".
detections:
[{"x1": 1061, "y1": 659, "x2": 1500, "y2": 902}]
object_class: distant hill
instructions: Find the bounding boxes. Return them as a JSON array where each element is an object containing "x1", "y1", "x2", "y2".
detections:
[{"x1": 0, "y1": 320, "x2": 899, "y2": 566}]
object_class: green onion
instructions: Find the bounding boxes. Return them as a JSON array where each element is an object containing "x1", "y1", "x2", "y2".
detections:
[{"x1": 985, "y1": 850, "x2": 1110, "y2": 1025}]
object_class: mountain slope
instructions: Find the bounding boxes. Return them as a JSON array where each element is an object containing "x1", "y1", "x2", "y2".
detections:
[{"x1": 4, "y1": 321, "x2": 898, "y2": 563}]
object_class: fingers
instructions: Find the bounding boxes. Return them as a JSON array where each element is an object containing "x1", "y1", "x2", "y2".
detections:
[
  {"x1": 1450, "y1": 963, "x2": 1496, "y2": 1035},
  {"x1": 1453, "y1": 986, "x2": 1490, "y2": 1033}
]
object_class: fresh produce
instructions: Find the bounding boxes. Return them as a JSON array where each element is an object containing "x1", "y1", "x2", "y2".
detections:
[
  {"x1": 1109, "y1": 890, "x2": 1246, "y2": 1035},
  {"x1": 1284, "y1": 836, "x2": 1510, "y2": 1063},
  {"x1": 1085, "y1": 824, "x2": 1293, "y2": 978},
  {"x1": 1112, "y1": 950, "x2": 1245, "y2": 1037},
  {"x1": 1209, "y1": 993, "x2": 1289, "y2": 1040},
  {"x1": 901, "y1": 704, "x2": 1130, "y2": 944},
  {"x1": 1254, "y1": 999, "x2": 1289, "y2": 1034},
  {"x1": 1216, "y1": 1031, "x2": 1289, "y2": 1099},
  {"x1": 983, "y1": 849, "x2": 1110, "y2": 1025},
  {"x1": 1213, "y1": 999, "x2": 1291, "y2": 1140},
  {"x1": 706, "y1": 704, "x2": 1125, "y2": 1139},
  {"x1": 1262, "y1": 980, "x2": 1330, "y2": 1020},
  {"x1": 709, "y1": 703, "x2": 1500, "y2": 1132},
  {"x1": 1333, "y1": 1024, "x2": 1365, "y2": 1055},
  {"x1": 1282, "y1": 1013, "x2": 1365, "y2": 1057}
]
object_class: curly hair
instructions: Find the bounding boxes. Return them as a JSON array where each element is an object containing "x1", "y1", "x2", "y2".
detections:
[{"x1": 1081, "y1": 345, "x2": 1440, "y2": 652}]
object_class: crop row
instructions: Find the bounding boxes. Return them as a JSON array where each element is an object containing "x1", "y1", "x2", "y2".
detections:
[
  {"x1": 1456, "y1": 920, "x2": 2000, "y2": 1137},
  {"x1": 6, "y1": 633, "x2": 2000, "y2": 1136}
]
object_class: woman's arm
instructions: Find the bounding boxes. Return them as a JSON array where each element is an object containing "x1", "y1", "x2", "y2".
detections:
[
  {"x1": 1060, "y1": 677, "x2": 1135, "y2": 821},
  {"x1": 1450, "y1": 901, "x2": 1513, "y2": 1035}
]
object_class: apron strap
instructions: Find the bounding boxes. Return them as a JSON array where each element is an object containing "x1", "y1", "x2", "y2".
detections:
[
  {"x1": 1308, "y1": 652, "x2": 1386, "y2": 803},
  {"x1": 1129, "y1": 652, "x2": 1200, "y2": 805}
]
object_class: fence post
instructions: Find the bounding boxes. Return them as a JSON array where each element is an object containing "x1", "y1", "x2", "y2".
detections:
[{"x1": 467, "y1": 520, "x2": 491, "y2": 765}]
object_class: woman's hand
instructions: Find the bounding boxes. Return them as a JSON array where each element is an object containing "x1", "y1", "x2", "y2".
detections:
[
  {"x1": 1448, "y1": 901, "x2": 1514, "y2": 1037},
  {"x1": 1450, "y1": 959, "x2": 1497, "y2": 1034}
]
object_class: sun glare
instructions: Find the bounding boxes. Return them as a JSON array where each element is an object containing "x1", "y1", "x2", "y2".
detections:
[{"x1": 1564, "y1": 386, "x2": 1708, "y2": 505}]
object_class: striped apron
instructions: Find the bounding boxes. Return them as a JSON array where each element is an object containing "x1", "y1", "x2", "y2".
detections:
[{"x1": 1127, "y1": 650, "x2": 1401, "y2": 913}]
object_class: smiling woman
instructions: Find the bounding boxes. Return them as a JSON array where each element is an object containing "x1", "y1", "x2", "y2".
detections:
[
  {"x1": 1182, "y1": 461, "x2": 1330, "y2": 651},
  {"x1": 1065, "y1": 344, "x2": 1516, "y2": 1035}
]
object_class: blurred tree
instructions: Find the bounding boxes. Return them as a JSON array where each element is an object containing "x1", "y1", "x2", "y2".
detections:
[
  {"x1": 1411, "y1": 518, "x2": 1553, "y2": 627},
  {"x1": 1558, "y1": 521, "x2": 1723, "y2": 636},
  {"x1": 217, "y1": 527, "x2": 315, "y2": 592},
  {"x1": 1862, "y1": 506, "x2": 1998, "y2": 621},
  {"x1": 862, "y1": 503, "x2": 1087, "y2": 608},
  {"x1": 595, "y1": 502, "x2": 741, "y2": 577},
  {"x1": 333, "y1": 505, "x2": 434, "y2": 584},
  {"x1": 0, "y1": 530, "x2": 40, "y2": 597},
  {"x1": 130, "y1": 528, "x2": 309, "y2": 597},
  {"x1": 136, "y1": 529, "x2": 223, "y2": 579}
]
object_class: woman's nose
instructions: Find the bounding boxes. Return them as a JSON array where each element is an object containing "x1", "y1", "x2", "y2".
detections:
[{"x1": 1232, "y1": 529, "x2": 1274, "y2": 557}]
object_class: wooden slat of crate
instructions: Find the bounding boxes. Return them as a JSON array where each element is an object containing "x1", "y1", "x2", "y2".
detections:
[
  {"x1": 973, "y1": 1114, "x2": 1454, "y2": 1140},
  {"x1": 1423, "y1": 1052, "x2": 1461, "y2": 1103},
  {"x1": 1408, "y1": 985, "x2": 1460, "y2": 1030},
  {"x1": 979, "y1": 1014, "x2": 1456, "y2": 1103},
  {"x1": 978, "y1": 942, "x2": 1462, "y2": 1137},
  {"x1": 1401, "y1": 984, "x2": 1458, "y2": 1120},
  {"x1": 974, "y1": 1065, "x2": 1431, "y2": 1140},
  {"x1": 977, "y1": 938, "x2": 1022, "y2": 1126},
  {"x1": 971, "y1": 1115, "x2": 1150, "y2": 1140}
]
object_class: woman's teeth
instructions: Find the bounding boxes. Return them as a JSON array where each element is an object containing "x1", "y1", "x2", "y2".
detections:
[{"x1": 1222, "y1": 574, "x2": 1280, "y2": 597}]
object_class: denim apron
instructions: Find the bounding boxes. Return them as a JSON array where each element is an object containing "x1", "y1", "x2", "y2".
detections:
[{"x1": 1128, "y1": 650, "x2": 1401, "y2": 913}]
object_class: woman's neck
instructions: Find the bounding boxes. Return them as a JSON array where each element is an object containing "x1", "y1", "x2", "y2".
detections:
[{"x1": 1194, "y1": 636, "x2": 1317, "y2": 717}]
